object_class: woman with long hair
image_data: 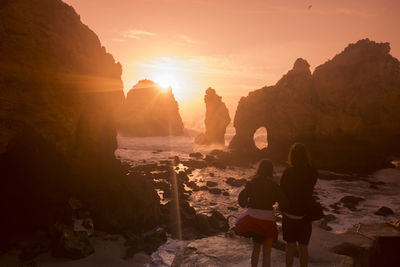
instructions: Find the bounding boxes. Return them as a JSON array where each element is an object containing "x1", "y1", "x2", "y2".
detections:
[
  {"x1": 236, "y1": 159, "x2": 287, "y2": 267},
  {"x1": 280, "y1": 143, "x2": 318, "y2": 267}
]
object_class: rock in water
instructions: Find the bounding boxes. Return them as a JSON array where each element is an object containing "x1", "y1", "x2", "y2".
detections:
[
  {"x1": 118, "y1": 79, "x2": 184, "y2": 136},
  {"x1": 374, "y1": 206, "x2": 394, "y2": 216},
  {"x1": 229, "y1": 39, "x2": 400, "y2": 173},
  {"x1": 225, "y1": 177, "x2": 247, "y2": 187},
  {"x1": 195, "y1": 88, "x2": 231, "y2": 145},
  {"x1": 0, "y1": 0, "x2": 160, "y2": 250}
]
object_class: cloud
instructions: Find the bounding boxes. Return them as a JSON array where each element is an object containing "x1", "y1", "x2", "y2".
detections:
[
  {"x1": 134, "y1": 56, "x2": 268, "y2": 82},
  {"x1": 111, "y1": 38, "x2": 125, "y2": 43},
  {"x1": 122, "y1": 29, "x2": 155, "y2": 39},
  {"x1": 178, "y1": 35, "x2": 197, "y2": 44}
]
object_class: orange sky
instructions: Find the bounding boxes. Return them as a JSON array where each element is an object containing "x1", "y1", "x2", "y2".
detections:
[{"x1": 63, "y1": 0, "x2": 400, "y2": 127}]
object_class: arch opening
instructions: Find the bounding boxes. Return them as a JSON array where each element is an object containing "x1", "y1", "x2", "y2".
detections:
[{"x1": 253, "y1": 127, "x2": 268, "y2": 150}]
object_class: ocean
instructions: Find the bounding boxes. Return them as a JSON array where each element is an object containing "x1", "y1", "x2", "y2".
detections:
[{"x1": 115, "y1": 128, "x2": 400, "y2": 266}]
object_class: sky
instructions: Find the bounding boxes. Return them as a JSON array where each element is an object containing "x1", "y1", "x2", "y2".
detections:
[{"x1": 63, "y1": 0, "x2": 400, "y2": 126}]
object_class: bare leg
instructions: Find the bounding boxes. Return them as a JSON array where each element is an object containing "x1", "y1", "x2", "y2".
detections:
[
  {"x1": 252, "y1": 239, "x2": 261, "y2": 267},
  {"x1": 262, "y1": 237, "x2": 273, "y2": 267},
  {"x1": 299, "y1": 244, "x2": 308, "y2": 267},
  {"x1": 285, "y1": 242, "x2": 296, "y2": 267}
]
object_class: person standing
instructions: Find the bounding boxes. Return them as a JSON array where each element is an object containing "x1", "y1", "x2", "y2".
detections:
[
  {"x1": 280, "y1": 143, "x2": 318, "y2": 267},
  {"x1": 236, "y1": 159, "x2": 287, "y2": 267}
]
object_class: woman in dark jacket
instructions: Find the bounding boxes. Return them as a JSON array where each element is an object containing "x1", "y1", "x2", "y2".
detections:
[
  {"x1": 236, "y1": 159, "x2": 287, "y2": 267},
  {"x1": 280, "y1": 143, "x2": 318, "y2": 267}
]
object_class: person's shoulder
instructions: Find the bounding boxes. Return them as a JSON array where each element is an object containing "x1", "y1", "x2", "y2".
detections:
[
  {"x1": 246, "y1": 176, "x2": 256, "y2": 187},
  {"x1": 248, "y1": 175, "x2": 257, "y2": 182}
]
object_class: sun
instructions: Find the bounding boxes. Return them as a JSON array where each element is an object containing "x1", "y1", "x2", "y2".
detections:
[{"x1": 154, "y1": 74, "x2": 179, "y2": 91}]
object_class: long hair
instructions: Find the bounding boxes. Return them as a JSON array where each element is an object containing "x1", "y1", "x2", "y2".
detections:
[
  {"x1": 288, "y1": 142, "x2": 310, "y2": 167},
  {"x1": 254, "y1": 159, "x2": 273, "y2": 179}
]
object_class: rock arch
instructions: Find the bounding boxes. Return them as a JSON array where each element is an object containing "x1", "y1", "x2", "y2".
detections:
[
  {"x1": 229, "y1": 39, "x2": 400, "y2": 172},
  {"x1": 253, "y1": 127, "x2": 268, "y2": 150},
  {"x1": 230, "y1": 58, "x2": 314, "y2": 161}
]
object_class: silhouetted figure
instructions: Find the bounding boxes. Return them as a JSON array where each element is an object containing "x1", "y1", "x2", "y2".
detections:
[
  {"x1": 280, "y1": 143, "x2": 318, "y2": 267},
  {"x1": 236, "y1": 159, "x2": 287, "y2": 267}
]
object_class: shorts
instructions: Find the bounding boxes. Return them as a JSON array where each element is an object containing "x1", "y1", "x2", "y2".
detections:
[
  {"x1": 282, "y1": 215, "x2": 312, "y2": 245},
  {"x1": 235, "y1": 215, "x2": 278, "y2": 243}
]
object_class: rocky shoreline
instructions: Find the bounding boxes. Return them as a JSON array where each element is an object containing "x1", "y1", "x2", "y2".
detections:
[{"x1": 2, "y1": 150, "x2": 399, "y2": 266}]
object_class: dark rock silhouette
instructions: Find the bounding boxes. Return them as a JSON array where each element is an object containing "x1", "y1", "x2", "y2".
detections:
[
  {"x1": 374, "y1": 206, "x2": 394, "y2": 216},
  {"x1": 230, "y1": 39, "x2": 400, "y2": 172},
  {"x1": 0, "y1": 0, "x2": 159, "y2": 250},
  {"x1": 118, "y1": 79, "x2": 184, "y2": 136},
  {"x1": 195, "y1": 88, "x2": 231, "y2": 145},
  {"x1": 52, "y1": 224, "x2": 94, "y2": 260}
]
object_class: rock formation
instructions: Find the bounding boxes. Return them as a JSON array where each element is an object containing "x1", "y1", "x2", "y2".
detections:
[
  {"x1": 0, "y1": 0, "x2": 159, "y2": 249},
  {"x1": 195, "y1": 88, "x2": 231, "y2": 145},
  {"x1": 230, "y1": 39, "x2": 400, "y2": 172},
  {"x1": 118, "y1": 79, "x2": 184, "y2": 136}
]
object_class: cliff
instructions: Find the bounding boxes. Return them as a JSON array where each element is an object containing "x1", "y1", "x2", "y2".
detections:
[
  {"x1": 195, "y1": 87, "x2": 231, "y2": 145},
  {"x1": 0, "y1": 0, "x2": 159, "y2": 248},
  {"x1": 229, "y1": 39, "x2": 400, "y2": 172},
  {"x1": 118, "y1": 79, "x2": 184, "y2": 136}
]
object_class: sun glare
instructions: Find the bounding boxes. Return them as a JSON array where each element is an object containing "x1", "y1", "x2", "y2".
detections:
[
  {"x1": 155, "y1": 74, "x2": 179, "y2": 91},
  {"x1": 127, "y1": 57, "x2": 208, "y2": 104}
]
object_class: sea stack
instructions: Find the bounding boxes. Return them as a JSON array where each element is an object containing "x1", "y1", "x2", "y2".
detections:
[
  {"x1": 195, "y1": 87, "x2": 231, "y2": 145},
  {"x1": 118, "y1": 79, "x2": 184, "y2": 136},
  {"x1": 229, "y1": 39, "x2": 400, "y2": 172}
]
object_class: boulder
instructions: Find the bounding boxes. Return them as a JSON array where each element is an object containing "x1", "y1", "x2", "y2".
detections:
[
  {"x1": 225, "y1": 177, "x2": 247, "y2": 187},
  {"x1": 206, "y1": 181, "x2": 218, "y2": 187},
  {"x1": 52, "y1": 225, "x2": 94, "y2": 260},
  {"x1": 209, "y1": 210, "x2": 229, "y2": 232},
  {"x1": 124, "y1": 228, "x2": 168, "y2": 258},
  {"x1": 186, "y1": 181, "x2": 200, "y2": 191},
  {"x1": 229, "y1": 39, "x2": 400, "y2": 173},
  {"x1": 374, "y1": 206, "x2": 394, "y2": 216},
  {"x1": 189, "y1": 152, "x2": 203, "y2": 159},
  {"x1": 209, "y1": 188, "x2": 222, "y2": 195},
  {"x1": 194, "y1": 210, "x2": 229, "y2": 236},
  {"x1": 181, "y1": 159, "x2": 207, "y2": 169},
  {"x1": 339, "y1": 196, "x2": 365, "y2": 210},
  {"x1": 333, "y1": 222, "x2": 400, "y2": 266},
  {"x1": 195, "y1": 88, "x2": 231, "y2": 145},
  {"x1": 118, "y1": 79, "x2": 184, "y2": 136}
]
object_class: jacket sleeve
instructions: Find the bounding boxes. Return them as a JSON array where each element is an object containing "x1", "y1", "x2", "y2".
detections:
[
  {"x1": 279, "y1": 169, "x2": 290, "y2": 211},
  {"x1": 277, "y1": 187, "x2": 289, "y2": 212},
  {"x1": 238, "y1": 183, "x2": 250, "y2": 208},
  {"x1": 280, "y1": 171, "x2": 288, "y2": 194}
]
